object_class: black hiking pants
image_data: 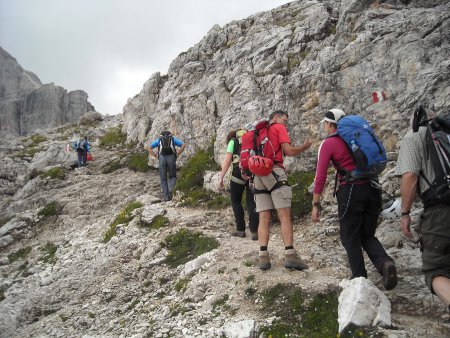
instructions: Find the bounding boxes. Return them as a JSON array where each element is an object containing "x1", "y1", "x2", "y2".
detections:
[
  {"x1": 230, "y1": 167, "x2": 259, "y2": 233},
  {"x1": 337, "y1": 183, "x2": 393, "y2": 279}
]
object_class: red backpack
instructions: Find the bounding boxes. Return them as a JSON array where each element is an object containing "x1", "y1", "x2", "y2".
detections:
[{"x1": 240, "y1": 120, "x2": 279, "y2": 176}]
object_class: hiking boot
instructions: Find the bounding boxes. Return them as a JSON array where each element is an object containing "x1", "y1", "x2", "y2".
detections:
[
  {"x1": 381, "y1": 261, "x2": 398, "y2": 290},
  {"x1": 251, "y1": 232, "x2": 258, "y2": 241},
  {"x1": 284, "y1": 249, "x2": 309, "y2": 270},
  {"x1": 259, "y1": 251, "x2": 271, "y2": 270},
  {"x1": 230, "y1": 230, "x2": 246, "y2": 238}
]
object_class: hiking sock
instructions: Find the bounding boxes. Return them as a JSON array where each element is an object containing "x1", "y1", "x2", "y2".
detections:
[
  {"x1": 285, "y1": 246, "x2": 294, "y2": 250},
  {"x1": 260, "y1": 246, "x2": 268, "y2": 251}
]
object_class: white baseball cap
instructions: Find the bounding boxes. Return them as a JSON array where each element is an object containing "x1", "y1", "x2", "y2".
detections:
[{"x1": 321, "y1": 108, "x2": 346, "y2": 123}]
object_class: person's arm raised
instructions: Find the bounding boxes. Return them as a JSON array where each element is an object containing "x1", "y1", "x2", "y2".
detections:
[{"x1": 281, "y1": 138, "x2": 313, "y2": 156}]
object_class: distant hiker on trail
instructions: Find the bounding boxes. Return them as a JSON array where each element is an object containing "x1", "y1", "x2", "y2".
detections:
[
  {"x1": 311, "y1": 109, "x2": 398, "y2": 290},
  {"x1": 243, "y1": 110, "x2": 312, "y2": 271},
  {"x1": 148, "y1": 130, "x2": 186, "y2": 202},
  {"x1": 396, "y1": 106, "x2": 450, "y2": 312},
  {"x1": 218, "y1": 129, "x2": 259, "y2": 240},
  {"x1": 73, "y1": 136, "x2": 91, "y2": 168}
]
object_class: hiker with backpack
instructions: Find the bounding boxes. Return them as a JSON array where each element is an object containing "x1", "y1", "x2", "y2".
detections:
[
  {"x1": 311, "y1": 109, "x2": 398, "y2": 290},
  {"x1": 218, "y1": 129, "x2": 259, "y2": 240},
  {"x1": 396, "y1": 106, "x2": 450, "y2": 312},
  {"x1": 241, "y1": 110, "x2": 313, "y2": 271},
  {"x1": 148, "y1": 130, "x2": 186, "y2": 201},
  {"x1": 73, "y1": 136, "x2": 91, "y2": 168}
]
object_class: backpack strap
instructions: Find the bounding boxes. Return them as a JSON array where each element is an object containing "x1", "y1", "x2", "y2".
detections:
[
  {"x1": 232, "y1": 137, "x2": 241, "y2": 167},
  {"x1": 253, "y1": 171, "x2": 289, "y2": 194}
]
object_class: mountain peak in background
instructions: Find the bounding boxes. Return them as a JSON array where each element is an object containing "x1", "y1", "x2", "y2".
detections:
[{"x1": 0, "y1": 46, "x2": 95, "y2": 137}]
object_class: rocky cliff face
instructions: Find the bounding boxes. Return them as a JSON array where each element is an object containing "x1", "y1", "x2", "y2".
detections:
[
  {"x1": 0, "y1": 47, "x2": 95, "y2": 137},
  {"x1": 123, "y1": 0, "x2": 449, "y2": 169}
]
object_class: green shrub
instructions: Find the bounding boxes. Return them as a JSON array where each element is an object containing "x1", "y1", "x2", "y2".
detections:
[
  {"x1": 288, "y1": 171, "x2": 315, "y2": 218},
  {"x1": 38, "y1": 202, "x2": 61, "y2": 219},
  {"x1": 141, "y1": 215, "x2": 170, "y2": 230},
  {"x1": 8, "y1": 246, "x2": 32, "y2": 263},
  {"x1": 259, "y1": 284, "x2": 341, "y2": 337},
  {"x1": 40, "y1": 167, "x2": 65, "y2": 180},
  {"x1": 174, "y1": 142, "x2": 220, "y2": 194},
  {"x1": 39, "y1": 242, "x2": 58, "y2": 264},
  {"x1": 161, "y1": 228, "x2": 219, "y2": 268},
  {"x1": 103, "y1": 201, "x2": 143, "y2": 243},
  {"x1": 99, "y1": 126, "x2": 127, "y2": 149},
  {"x1": 127, "y1": 152, "x2": 149, "y2": 172}
]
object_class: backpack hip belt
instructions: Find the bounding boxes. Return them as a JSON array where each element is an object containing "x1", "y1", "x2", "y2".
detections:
[
  {"x1": 230, "y1": 176, "x2": 247, "y2": 185},
  {"x1": 253, "y1": 171, "x2": 289, "y2": 194}
]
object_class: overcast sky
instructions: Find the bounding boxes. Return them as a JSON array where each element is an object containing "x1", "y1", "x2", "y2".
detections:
[{"x1": 0, "y1": 0, "x2": 292, "y2": 115}]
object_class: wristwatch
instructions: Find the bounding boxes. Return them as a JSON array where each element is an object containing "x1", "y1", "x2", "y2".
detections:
[
  {"x1": 400, "y1": 209, "x2": 410, "y2": 216},
  {"x1": 312, "y1": 201, "x2": 321, "y2": 207}
]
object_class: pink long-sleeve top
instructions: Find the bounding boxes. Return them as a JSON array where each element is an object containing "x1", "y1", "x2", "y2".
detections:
[{"x1": 313, "y1": 135, "x2": 356, "y2": 194}]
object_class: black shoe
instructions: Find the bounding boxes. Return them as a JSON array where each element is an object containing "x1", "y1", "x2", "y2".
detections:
[{"x1": 382, "y1": 261, "x2": 398, "y2": 290}]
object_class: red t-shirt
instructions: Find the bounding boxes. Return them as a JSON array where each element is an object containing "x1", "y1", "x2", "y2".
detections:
[
  {"x1": 313, "y1": 135, "x2": 356, "y2": 194},
  {"x1": 268, "y1": 123, "x2": 291, "y2": 165}
]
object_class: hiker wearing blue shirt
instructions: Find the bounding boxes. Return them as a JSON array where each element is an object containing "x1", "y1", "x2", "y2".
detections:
[
  {"x1": 73, "y1": 136, "x2": 91, "y2": 168},
  {"x1": 148, "y1": 131, "x2": 186, "y2": 201}
]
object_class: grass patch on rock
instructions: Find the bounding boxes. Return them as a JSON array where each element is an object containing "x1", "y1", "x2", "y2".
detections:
[
  {"x1": 0, "y1": 216, "x2": 13, "y2": 228},
  {"x1": 102, "y1": 159, "x2": 124, "y2": 174},
  {"x1": 8, "y1": 246, "x2": 32, "y2": 263},
  {"x1": 0, "y1": 287, "x2": 5, "y2": 301},
  {"x1": 180, "y1": 187, "x2": 230, "y2": 209},
  {"x1": 161, "y1": 228, "x2": 219, "y2": 268},
  {"x1": 126, "y1": 151, "x2": 149, "y2": 172},
  {"x1": 99, "y1": 125, "x2": 127, "y2": 149},
  {"x1": 39, "y1": 242, "x2": 58, "y2": 264},
  {"x1": 174, "y1": 141, "x2": 229, "y2": 209},
  {"x1": 258, "y1": 283, "x2": 340, "y2": 337},
  {"x1": 141, "y1": 215, "x2": 170, "y2": 230},
  {"x1": 174, "y1": 277, "x2": 190, "y2": 293},
  {"x1": 288, "y1": 171, "x2": 315, "y2": 219},
  {"x1": 40, "y1": 167, "x2": 65, "y2": 180},
  {"x1": 38, "y1": 201, "x2": 62, "y2": 219},
  {"x1": 103, "y1": 201, "x2": 143, "y2": 243},
  {"x1": 174, "y1": 142, "x2": 220, "y2": 194},
  {"x1": 16, "y1": 146, "x2": 47, "y2": 159},
  {"x1": 29, "y1": 134, "x2": 48, "y2": 146}
]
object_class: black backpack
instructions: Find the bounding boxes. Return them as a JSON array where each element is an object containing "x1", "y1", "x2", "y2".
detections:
[
  {"x1": 159, "y1": 131, "x2": 176, "y2": 156},
  {"x1": 420, "y1": 112, "x2": 450, "y2": 207},
  {"x1": 76, "y1": 138, "x2": 86, "y2": 151}
]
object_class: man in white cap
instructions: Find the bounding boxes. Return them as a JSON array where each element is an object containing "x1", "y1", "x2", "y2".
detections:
[{"x1": 311, "y1": 108, "x2": 398, "y2": 290}]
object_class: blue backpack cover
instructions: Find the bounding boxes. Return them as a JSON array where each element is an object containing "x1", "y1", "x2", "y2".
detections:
[{"x1": 336, "y1": 115, "x2": 387, "y2": 179}]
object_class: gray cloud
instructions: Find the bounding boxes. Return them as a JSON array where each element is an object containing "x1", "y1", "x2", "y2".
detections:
[{"x1": 0, "y1": 0, "x2": 292, "y2": 114}]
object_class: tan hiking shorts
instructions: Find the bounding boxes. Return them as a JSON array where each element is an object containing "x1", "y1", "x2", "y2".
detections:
[{"x1": 254, "y1": 166, "x2": 292, "y2": 212}]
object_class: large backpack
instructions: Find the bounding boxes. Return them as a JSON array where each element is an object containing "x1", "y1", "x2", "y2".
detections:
[
  {"x1": 159, "y1": 131, "x2": 176, "y2": 156},
  {"x1": 420, "y1": 112, "x2": 450, "y2": 207},
  {"x1": 240, "y1": 120, "x2": 279, "y2": 176},
  {"x1": 334, "y1": 115, "x2": 387, "y2": 180},
  {"x1": 76, "y1": 138, "x2": 86, "y2": 151}
]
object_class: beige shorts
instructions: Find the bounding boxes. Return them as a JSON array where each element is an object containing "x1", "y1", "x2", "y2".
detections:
[{"x1": 254, "y1": 166, "x2": 292, "y2": 212}]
